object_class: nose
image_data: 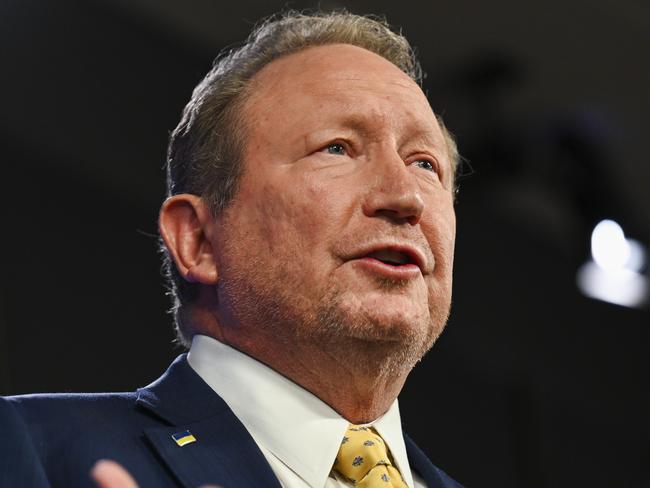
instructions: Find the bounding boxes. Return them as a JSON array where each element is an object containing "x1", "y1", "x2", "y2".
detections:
[{"x1": 362, "y1": 150, "x2": 425, "y2": 226}]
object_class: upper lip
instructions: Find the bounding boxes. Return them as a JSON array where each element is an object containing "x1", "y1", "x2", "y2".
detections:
[{"x1": 347, "y1": 242, "x2": 429, "y2": 273}]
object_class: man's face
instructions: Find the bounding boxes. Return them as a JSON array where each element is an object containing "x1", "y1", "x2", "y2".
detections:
[{"x1": 212, "y1": 44, "x2": 455, "y2": 372}]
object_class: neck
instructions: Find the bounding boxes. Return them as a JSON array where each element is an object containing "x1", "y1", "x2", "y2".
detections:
[
  {"x1": 188, "y1": 301, "x2": 415, "y2": 423},
  {"x1": 222, "y1": 329, "x2": 411, "y2": 423}
]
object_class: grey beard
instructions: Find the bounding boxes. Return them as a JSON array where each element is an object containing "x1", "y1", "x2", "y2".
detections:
[
  {"x1": 310, "y1": 286, "x2": 444, "y2": 379},
  {"x1": 217, "y1": 260, "x2": 448, "y2": 380}
]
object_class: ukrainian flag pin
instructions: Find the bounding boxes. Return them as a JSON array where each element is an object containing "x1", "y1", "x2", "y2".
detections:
[{"x1": 171, "y1": 430, "x2": 197, "y2": 447}]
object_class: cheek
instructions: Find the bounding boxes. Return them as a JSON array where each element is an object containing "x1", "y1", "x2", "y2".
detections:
[
  {"x1": 440, "y1": 213, "x2": 457, "y2": 265},
  {"x1": 241, "y1": 177, "x2": 338, "y2": 256},
  {"x1": 425, "y1": 192, "x2": 455, "y2": 234},
  {"x1": 423, "y1": 202, "x2": 456, "y2": 275}
]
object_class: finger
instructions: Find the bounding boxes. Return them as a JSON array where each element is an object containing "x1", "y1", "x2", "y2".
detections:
[{"x1": 91, "y1": 459, "x2": 140, "y2": 488}]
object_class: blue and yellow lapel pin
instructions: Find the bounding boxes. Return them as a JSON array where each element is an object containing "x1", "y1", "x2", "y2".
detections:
[{"x1": 171, "y1": 430, "x2": 197, "y2": 447}]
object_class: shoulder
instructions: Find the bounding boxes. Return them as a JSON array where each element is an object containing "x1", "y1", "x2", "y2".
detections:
[
  {"x1": 5, "y1": 391, "x2": 138, "y2": 430},
  {"x1": 0, "y1": 396, "x2": 51, "y2": 487},
  {"x1": 1, "y1": 392, "x2": 171, "y2": 487},
  {"x1": 0, "y1": 357, "x2": 196, "y2": 487},
  {"x1": 2, "y1": 354, "x2": 193, "y2": 442},
  {"x1": 5, "y1": 391, "x2": 136, "y2": 416},
  {"x1": 3, "y1": 391, "x2": 144, "y2": 448},
  {"x1": 3, "y1": 391, "x2": 160, "y2": 443}
]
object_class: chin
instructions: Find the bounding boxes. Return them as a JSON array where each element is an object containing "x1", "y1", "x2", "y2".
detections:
[
  {"x1": 366, "y1": 311, "x2": 430, "y2": 340},
  {"x1": 315, "y1": 299, "x2": 441, "y2": 367},
  {"x1": 332, "y1": 291, "x2": 437, "y2": 335}
]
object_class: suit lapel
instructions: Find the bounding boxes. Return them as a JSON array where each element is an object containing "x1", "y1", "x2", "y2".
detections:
[
  {"x1": 135, "y1": 355, "x2": 461, "y2": 488},
  {"x1": 135, "y1": 355, "x2": 281, "y2": 488},
  {"x1": 142, "y1": 413, "x2": 281, "y2": 488},
  {"x1": 405, "y1": 433, "x2": 462, "y2": 488}
]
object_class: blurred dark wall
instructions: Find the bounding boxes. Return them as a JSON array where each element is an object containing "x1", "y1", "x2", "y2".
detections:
[{"x1": 1, "y1": 1, "x2": 648, "y2": 487}]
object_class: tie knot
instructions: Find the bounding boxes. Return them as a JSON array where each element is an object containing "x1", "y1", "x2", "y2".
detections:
[{"x1": 333, "y1": 424, "x2": 408, "y2": 487}]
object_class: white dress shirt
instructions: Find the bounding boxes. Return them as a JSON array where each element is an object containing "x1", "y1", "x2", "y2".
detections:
[{"x1": 187, "y1": 334, "x2": 426, "y2": 488}]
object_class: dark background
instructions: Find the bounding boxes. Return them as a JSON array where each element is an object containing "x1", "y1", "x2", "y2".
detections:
[{"x1": 1, "y1": 1, "x2": 648, "y2": 487}]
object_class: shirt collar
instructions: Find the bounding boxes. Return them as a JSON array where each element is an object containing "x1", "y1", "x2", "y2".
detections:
[{"x1": 188, "y1": 334, "x2": 415, "y2": 488}]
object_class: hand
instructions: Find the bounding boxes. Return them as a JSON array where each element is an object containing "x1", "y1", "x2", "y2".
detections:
[
  {"x1": 91, "y1": 459, "x2": 220, "y2": 488},
  {"x1": 91, "y1": 460, "x2": 138, "y2": 488}
]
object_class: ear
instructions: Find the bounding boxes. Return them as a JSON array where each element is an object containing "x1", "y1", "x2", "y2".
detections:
[{"x1": 159, "y1": 194, "x2": 218, "y2": 285}]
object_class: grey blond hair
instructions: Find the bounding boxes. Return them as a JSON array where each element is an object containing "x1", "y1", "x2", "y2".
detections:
[{"x1": 163, "y1": 10, "x2": 459, "y2": 346}]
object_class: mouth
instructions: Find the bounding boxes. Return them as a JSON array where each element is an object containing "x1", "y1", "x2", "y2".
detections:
[
  {"x1": 365, "y1": 248, "x2": 418, "y2": 267},
  {"x1": 348, "y1": 244, "x2": 427, "y2": 279}
]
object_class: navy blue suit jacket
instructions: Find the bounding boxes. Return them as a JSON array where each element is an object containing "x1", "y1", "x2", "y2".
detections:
[{"x1": 1, "y1": 355, "x2": 463, "y2": 488}]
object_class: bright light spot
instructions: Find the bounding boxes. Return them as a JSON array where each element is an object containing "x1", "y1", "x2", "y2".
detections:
[
  {"x1": 577, "y1": 262, "x2": 648, "y2": 309},
  {"x1": 578, "y1": 219, "x2": 648, "y2": 309},
  {"x1": 625, "y1": 239, "x2": 646, "y2": 273},
  {"x1": 591, "y1": 219, "x2": 630, "y2": 270}
]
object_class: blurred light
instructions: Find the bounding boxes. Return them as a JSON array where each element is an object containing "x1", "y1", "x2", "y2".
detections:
[
  {"x1": 625, "y1": 239, "x2": 646, "y2": 273},
  {"x1": 577, "y1": 262, "x2": 648, "y2": 309},
  {"x1": 577, "y1": 219, "x2": 648, "y2": 309},
  {"x1": 591, "y1": 219, "x2": 630, "y2": 270}
]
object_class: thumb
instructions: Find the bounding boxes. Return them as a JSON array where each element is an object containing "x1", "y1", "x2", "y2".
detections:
[{"x1": 91, "y1": 460, "x2": 140, "y2": 488}]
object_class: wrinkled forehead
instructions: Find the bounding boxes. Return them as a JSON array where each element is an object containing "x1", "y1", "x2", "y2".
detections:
[{"x1": 243, "y1": 44, "x2": 442, "y2": 141}]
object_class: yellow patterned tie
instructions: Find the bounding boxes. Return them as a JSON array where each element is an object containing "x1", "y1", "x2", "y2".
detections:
[{"x1": 333, "y1": 424, "x2": 408, "y2": 487}]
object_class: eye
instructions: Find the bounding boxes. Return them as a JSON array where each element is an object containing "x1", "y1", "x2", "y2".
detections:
[
  {"x1": 324, "y1": 143, "x2": 347, "y2": 156},
  {"x1": 413, "y1": 159, "x2": 436, "y2": 172}
]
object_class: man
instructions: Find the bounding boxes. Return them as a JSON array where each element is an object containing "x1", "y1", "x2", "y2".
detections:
[{"x1": 1, "y1": 11, "x2": 463, "y2": 488}]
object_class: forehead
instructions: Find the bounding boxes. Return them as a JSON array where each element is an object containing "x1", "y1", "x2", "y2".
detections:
[{"x1": 243, "y1": 44, "x2": 443, "y2": 144}]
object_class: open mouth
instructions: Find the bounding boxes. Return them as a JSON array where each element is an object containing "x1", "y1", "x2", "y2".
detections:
[
  {"x1": 347, "y1": 244, "x2": 425, "y2": 279},
  {"x1": 365, "y1": 249, "x2": 416, "y2": 267}
]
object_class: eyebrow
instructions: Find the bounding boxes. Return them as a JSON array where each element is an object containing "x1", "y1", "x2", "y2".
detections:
[
  {"x1": 399, "y1": 129, "x2": 442, "y2": 150},
  {"x1": 329, "y1": 111, "x2": 442, "y2": 149},
  {"x1": 329, "y1": 112, "x2": 380, "y2": 140}
]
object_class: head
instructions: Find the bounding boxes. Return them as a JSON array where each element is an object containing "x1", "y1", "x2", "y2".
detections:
[{"x1": 160, "y1": 11, "x2": 458, "y2": 378}]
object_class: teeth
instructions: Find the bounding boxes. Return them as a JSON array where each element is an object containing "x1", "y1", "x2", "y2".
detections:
[{"x1": 367, "y1": 249, "x2": 410, "y2": 265}]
